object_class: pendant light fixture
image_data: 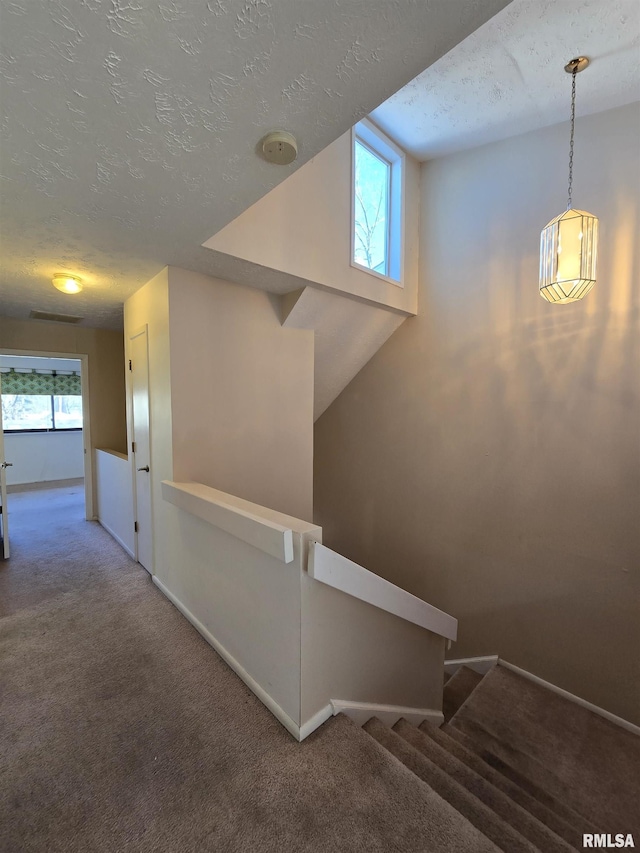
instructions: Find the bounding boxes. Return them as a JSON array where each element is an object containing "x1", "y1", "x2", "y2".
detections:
[{"x1": 539, "y1": 57, "x2": 598, "y2": 304}]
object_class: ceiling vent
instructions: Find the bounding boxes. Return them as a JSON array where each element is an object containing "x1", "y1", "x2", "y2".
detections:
[{"x1": 30, "y1": 310, "x2": 83, "y2": 324}]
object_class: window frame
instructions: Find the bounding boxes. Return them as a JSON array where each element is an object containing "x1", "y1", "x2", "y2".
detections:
[
  {"x1": 351, "y1": 117, "x2": 405, "y2": 286},
  {"x1": 1, "y1": 393, "x2": 84, "y2": 434}
]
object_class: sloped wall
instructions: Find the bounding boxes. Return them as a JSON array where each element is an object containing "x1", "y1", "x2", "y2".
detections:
[
  {"x1": 203, "y1": 130, "x2": 420, "y2": 315},
  {"x1": 314, "y1": 103, "x2": 640, "y2": 724}
]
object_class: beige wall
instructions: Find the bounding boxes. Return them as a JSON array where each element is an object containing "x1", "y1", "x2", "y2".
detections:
[
  {"x1": 314, "y1": 103, "x2": 640, "y2": 724},
  {"x1": 168, "y1": 267, "x2": 314, "y2": 521},
  {"x1": 0, "y1": 316, "x2": 126, "y2": 515},
  {"x1": 0, "y1": 316, "x2": 126, "y2": 453}
]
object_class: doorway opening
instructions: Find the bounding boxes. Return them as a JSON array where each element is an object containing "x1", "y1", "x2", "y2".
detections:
[{"x1": 0, "y1": 351, "x2": 94, "y2": 560}]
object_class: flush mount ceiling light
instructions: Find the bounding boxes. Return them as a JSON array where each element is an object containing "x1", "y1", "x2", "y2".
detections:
[
  {"x1": 52, "y1": 273, "x2": 83, "y2": 294},
  {"x1": 539, "y1": 57, "x2": 598, "y2": 304},
  {"x1": 261, "y1": 131, "x2": 298, "y2": 165}
]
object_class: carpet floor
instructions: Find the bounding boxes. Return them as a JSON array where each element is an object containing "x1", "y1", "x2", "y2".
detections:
[
  {"x1": 445, "y1": 664, "x2": 640, "y2": 837},
  {"x1": 1, "y1": 484, "x2": 495, "y2": 852}
]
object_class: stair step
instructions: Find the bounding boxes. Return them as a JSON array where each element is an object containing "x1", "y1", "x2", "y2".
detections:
[
  {"x1": 443, "y1": 666, "x2": 483, "y2": 723},
  {"x1": 338, "y1": 715, "x2": 503, "y2": 852},
  {"x1": 418, "y1": 720, "x2": 585, "y2": 847},
  {"x1": 443, "y1": 671, "x2": 452, "y2": 685},
  {"x1": 393, "y1": 719, "x2": 575, "y2": 853},
  {"x1": 364, "y1": 718, "x2": 540, "y2": 853},
  {"x1": 445, "y1": 664, "x2": 640, "y2": 835},
  {"x1": 443, "y1": 726, "x2": 598, "y2": 835}
]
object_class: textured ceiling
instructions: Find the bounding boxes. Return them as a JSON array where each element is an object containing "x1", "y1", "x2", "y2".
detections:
[
  {"x1": 0, "y1": 0, "x2": 510, "y2": 329},
  {"x1": 371, "y1": 0, "x2": 640, "y2": 160}
]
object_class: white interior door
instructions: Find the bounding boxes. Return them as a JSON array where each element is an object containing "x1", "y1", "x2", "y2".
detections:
[
  {"x1": 0, "y1": 376, "x2": 12, "y2": 559},
  {"x1": 130, "y1": 328, "x2": 153, "y2": 573}
]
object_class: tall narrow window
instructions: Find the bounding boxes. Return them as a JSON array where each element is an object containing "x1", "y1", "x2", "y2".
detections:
[{"x1": 352, "y1": 118, "x2": 404, "y2": 283}]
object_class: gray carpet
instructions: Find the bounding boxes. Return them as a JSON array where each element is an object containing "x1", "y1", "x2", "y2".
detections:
[
  {"x1": 1, "y1": 485, "x2": 496, "y2": 852},
  {"x1": 392, "y1": 719, "x2": 575, "y2": 853},
  {"x1": 446, "y1": 664, "x2": 640, "y2": 837},
  {"x1": 364, "y1": 718, "x2": 536, "y2": 853},
  {"x1": 417, "y1": 718, "x2": 588, "y2": 845},
  {"x1": 442, "y1": 666, "x2": 483, "y2": 723}
]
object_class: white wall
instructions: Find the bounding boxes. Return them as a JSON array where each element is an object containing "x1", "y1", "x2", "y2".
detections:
[
  {"x1": 95, "y1": 448, "x2": 134, "y2": 557},
  {"x1": 4, "y1": 431, "x2": 83, "y2": 485},
  {"x1": 124, "y1": 268, "x2": 173, "y2": 580}
]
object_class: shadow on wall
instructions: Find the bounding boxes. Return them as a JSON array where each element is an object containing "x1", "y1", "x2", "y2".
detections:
[{"x1": 313, "y1": 121, "x2": 640, "y2": 725}]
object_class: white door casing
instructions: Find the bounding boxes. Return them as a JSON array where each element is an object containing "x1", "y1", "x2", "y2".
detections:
[
  {"x1": 129, "y1": 327, "x2": 153, "y2": 573},
  {"x1": 0, "y1": 373, "x2": 11, "y2": 559}
]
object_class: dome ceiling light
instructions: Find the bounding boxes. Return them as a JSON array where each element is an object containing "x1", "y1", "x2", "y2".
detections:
[{"x1": 52, "y1": 274, "x2": 83, "y2": 294}]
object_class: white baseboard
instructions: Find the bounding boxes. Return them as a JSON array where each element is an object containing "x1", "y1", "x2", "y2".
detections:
[
  {"x1": 445, "y1": 655, "x2": 498, "y2": 676},
  {"x1": 330, "y1": 699, "x2": 444, "y2": 729},
  {"x1": 498, "y1": 659, "x2": 640, "y2": 737},
  {"x1": 299, "y1": 704, "x2": 334, "y2": 741},
  {"x1": 151, "y1": 576, "x2": 303, "y2": 741},
  {"x1": 97, "y1": 519, "x2": 135, "y2": 560}
]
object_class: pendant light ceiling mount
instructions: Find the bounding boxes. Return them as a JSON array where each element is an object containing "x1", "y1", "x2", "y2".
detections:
[{"x1": 564, "y1": 56, "x2": 589, "y2": 74}]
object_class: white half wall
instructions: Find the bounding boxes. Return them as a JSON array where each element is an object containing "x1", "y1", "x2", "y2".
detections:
[
  {"x1": 95, "y1": 448, "x2": 135, "y2": 557},
  {"x1": 3, "y1": 431, "x2": 84, "y2": 485}
]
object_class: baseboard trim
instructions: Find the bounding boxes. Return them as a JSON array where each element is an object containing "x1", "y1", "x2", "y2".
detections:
[
  {"x1": 97, "y1": 519, "x2": 135, "y2": 560},
  {"x1": 299, "y1": 704, "x2": 334, "y2": 741},
  {"x1": 445, "y1": 655, "x2": 499, "y2": 676},
  {"x1": 330, "y1": 699, "x2": 444, "y2": 729},
  {"x1": 7, "y1": 477, "x2": 84, "y2": 493},
  {"x1": 498, "y1": 659, "x2": 640, "y2": 736},
  {"x1": 151, "y1": 576, "x2": 303, "y2": 741}
]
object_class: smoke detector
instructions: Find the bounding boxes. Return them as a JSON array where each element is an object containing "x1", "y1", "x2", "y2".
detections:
[{"x1": 261, "y1": 131, "x2": 298, "y2": 165}]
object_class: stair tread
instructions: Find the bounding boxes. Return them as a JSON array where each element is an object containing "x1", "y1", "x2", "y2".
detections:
[
  {"x1": 393, "y1": 719, "x2": 577, "y2": 853},
  {"x1": 443, "y1": 666, "x2": 484, "y2": 723},
  {"x1": 446, "y1": 664, "x2": 640, "y2": 834},
  {"x1": 442, "y1": 725, "x2": 599, "y2": 834},
  {"x1": 364, "y1": 717, "x2": 540, "y2": 853},
  {"x1": 418, "y1": 719, "x2": 587, "y2": 845},
  {"x1": 321, "y1": 715, "x2": 502, "y2": 852}
]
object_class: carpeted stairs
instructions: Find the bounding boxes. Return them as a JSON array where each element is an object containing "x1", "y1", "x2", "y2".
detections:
[
  {"x1": 361, "y1": 664, "x2": 640, "y2": 852},
  {"x1": 3, "y1": 486, "x2": 640, "y2": 851}
]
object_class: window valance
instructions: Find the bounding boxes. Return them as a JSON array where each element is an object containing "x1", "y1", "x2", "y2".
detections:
[{"x1": 0, "y1": 368, "x2": 81, "y2": 396}]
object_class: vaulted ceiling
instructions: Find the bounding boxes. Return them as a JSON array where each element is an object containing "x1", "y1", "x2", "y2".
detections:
[
  {"x1": 0, "y1": 0, "x2": 511, "y2": 328},
  {"x1": 4, "y1": 0, "x2": 637, "y2": 331}
]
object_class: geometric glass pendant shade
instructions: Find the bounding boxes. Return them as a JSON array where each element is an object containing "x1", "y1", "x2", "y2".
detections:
[
  {"x1": 539, "y1": 208, "x2": 598, "y2": 303},
  {"x1": 540, "y1": 56, "x2": 598, "y2": 304}
]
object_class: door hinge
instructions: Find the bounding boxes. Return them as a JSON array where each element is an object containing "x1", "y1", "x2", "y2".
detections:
[
  {"x1": 129, "y1": 359, "x2": 132, "y2": 371},
  {"x1": 134, "y1": 521, "x2": 138, "y2": 533},
  {"x1": 131, "y1": 441, "x2": 136, "y2": 454}
]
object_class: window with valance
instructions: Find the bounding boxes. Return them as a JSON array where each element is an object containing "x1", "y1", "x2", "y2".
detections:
[
  {"x1": 1, "y1": 368, "x2": 81, "y2": 396},
  {"x1": 1, "y1": 368, "x2": 83, "y2": 431}
]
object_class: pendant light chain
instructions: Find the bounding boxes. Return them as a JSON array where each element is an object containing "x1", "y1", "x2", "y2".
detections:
[{"x1": 567, "y1": 68, "x2": 577, "y2": 209}]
